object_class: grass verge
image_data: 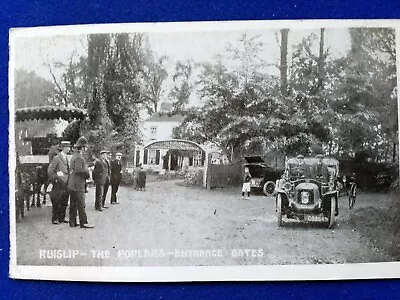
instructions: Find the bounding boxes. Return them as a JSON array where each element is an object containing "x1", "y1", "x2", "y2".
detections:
[{"x1": 349, "y1": 182, "x2": 400, "y2": 259}]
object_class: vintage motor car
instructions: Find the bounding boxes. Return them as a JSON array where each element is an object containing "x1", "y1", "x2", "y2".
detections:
[
  {"x1": 244, "y1": 156, "x2": 283, "y2": 196},
  {"x1": 275, "y1": 156, "x2": 341, "y2": 228}
]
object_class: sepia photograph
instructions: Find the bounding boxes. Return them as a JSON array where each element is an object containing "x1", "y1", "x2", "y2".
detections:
[{"x1": 8, "y1": 20, "x2": 400, "y2": 281}]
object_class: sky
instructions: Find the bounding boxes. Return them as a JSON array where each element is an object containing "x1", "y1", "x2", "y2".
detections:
[
  {"x1": 13, "y1": 27, "x2": 351, "y2": 78},
  {"x1": 11, "y1": 25, "x2": 352, "y2": 109}
]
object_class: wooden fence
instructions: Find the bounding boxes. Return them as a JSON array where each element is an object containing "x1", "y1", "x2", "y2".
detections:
[{"x1": 206, "y1": 158, "x2": 243, "y2": 189}]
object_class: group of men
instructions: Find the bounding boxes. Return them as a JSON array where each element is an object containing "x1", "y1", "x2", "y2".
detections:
[
  {"x1": 288, "y1": 154, "x2": 330, "y2": 181},
  {"x1": 92, "y1": 150, "x2": 123, "y2": 211},
  {"x1": 47, "y1": 137, "x2": 123, "y2": 229}
]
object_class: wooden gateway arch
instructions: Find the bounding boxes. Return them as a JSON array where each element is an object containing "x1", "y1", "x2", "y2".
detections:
[{"x1": 142, "y1": 139, "x2": 206, "y2": 171}]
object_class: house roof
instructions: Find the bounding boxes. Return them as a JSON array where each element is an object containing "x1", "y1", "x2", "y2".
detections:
[{"x1": 145, "y1": 112, "x2": 184, "y2": 122}]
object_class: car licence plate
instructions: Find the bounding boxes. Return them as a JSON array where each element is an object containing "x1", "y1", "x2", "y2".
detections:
[{"x1": 305, "y1": 215, "x2": 325, "y2": 222}]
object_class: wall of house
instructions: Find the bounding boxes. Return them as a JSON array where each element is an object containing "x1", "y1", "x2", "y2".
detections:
[
  {"x1": 134, "y1": 120, "x2": 181, "y2": 171},
  {"x1": 142, "y1": 121, "x2": 180, "y2": 144}
]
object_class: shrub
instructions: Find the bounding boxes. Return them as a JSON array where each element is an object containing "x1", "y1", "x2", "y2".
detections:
[
  {"x1": 121, "y1": 170, "x2": 136, "y2": 186},
  {"x1": 157, "y1": 170, "x2": 185, "y2": 181},
  {"x1": 184, "y1": 168, "x2": 203, "y2": 186},
  {"x1": 388, "y1": 177, "x2": 400, "y2": 255}
]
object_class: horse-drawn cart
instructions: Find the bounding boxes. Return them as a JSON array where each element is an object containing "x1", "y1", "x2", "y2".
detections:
[{"x1": 14, "y1": 106, "x2": 87, "y2": 222}]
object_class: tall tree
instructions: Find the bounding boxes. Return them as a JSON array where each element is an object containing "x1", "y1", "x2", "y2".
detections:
[
  {"x1": 169, "y1": 59, "x2": 194, "y2": 113},
  {"x1": 53, "y1": 33, "x2": 161, "y2": 156},
  {"x1": 14, "y1": 69, "x2": 58, "y2": 154},
  {"x1": 174, "y1": 34, "x2": 281, "y2": 159},
  {"x1": 14, "y1": 69, "x2": 55, "y2": 108},
  {"x1": 139, "y1": 49, "x2": 168, "y2": 114},
  {"x1": 330, "y1": 28, "x2": 397, "y2": 161},
  {"x1": 280, "y1": 29, "x2": 289, "y2": 97}
]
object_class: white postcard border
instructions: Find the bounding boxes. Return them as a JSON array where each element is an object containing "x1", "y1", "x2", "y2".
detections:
[{"x1": 9, "y1": 19, "x2": 400, "y2": 282}]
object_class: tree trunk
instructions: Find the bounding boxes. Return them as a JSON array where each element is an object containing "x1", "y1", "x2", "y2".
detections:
[
  {"x1": 280, "y1": 29, "x2": 289, "y2": 97},
  {"x1": 318, "y1": 28, "x2": 325, "y2": 89}
]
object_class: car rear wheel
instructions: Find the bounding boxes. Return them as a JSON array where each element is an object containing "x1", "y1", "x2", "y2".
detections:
[
  {"x1": 277, "y1": 194, "x2": 283, "y2": 227},
  {"x1": 263, "y1": 181, "x2": 275, "y2": 196},
  {"x1": 328, "y1": 197, "x2": 336, "y2": 229}
]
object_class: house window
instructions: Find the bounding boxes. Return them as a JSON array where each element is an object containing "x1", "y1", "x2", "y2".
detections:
[
  {"x1": 148, "y1": 149, "x2": 159, "y2": 165},
  {"x1": 150, "y1": 126, "x2": 157, "y2": 140},
  {"x1": 193, "y1": 151, "x2": 203, "y2": 166}
]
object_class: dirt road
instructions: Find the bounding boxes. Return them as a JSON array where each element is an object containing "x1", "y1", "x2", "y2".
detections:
[{"x1": 15, "y1": 179, "x2": 393, "y2": 266}]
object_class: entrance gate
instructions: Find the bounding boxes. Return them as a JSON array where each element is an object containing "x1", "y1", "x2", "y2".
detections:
[{"x1": 143, "y1": 139, "x2": 206, "y2": 171}]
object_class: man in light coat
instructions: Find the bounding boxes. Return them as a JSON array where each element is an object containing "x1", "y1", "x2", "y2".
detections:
[{"x1": 47, "y1": 140, "x2": 70, "y2": 225}]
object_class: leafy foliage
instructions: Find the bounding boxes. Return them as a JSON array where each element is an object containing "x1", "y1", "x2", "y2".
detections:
[
  {"x1": 173, "y1": 29, "x2": 397, "y2": 162},
  {"x1": 50, "y1": 33, "x2": 169, "y2": 158},
  {"x1": 14, "y1": 69, "x2": 58, "y2": 154}
]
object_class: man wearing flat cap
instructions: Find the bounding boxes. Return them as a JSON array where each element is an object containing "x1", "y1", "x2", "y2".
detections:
[
  {"x1": 47, "y1": 140, "x2": 71, "y2": 224},
  {"x1": 110, "y1": 152, "x2": 123, "y2": 204},
  {"x1": 92, "y1": 150, "x2": 109, "y2": 211}
]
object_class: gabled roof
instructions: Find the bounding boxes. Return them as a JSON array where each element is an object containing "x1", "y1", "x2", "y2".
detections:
[{"x1": 145, "y1": 112, "x2": 184, "y2": 122}]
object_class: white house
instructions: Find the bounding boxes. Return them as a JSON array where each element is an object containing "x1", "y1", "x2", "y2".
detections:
[{"x1": 133, "y1": 103, "x2": 205, "y2": 172}]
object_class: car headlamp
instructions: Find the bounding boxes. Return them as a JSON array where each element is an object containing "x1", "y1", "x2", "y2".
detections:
[{"x1": 283, "y1": 182, "x2": 292, "y2": 192}]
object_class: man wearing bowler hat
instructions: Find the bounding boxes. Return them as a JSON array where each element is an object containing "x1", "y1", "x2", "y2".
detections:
[
  {"x1": 110, "y1": 152, "x2": 123, "y2": 204},
  {"x1": 92, "y1": 150, "x2": 109, "y2": 211},
  {"x1": 47, "y1": 140, "x2": 71, "y2": 224},
  {"x1": 67, "y1": 136, "x2": 94, "y2": 228}
]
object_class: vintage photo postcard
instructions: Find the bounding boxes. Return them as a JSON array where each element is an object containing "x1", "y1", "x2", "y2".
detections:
[{"x1": 9, "y1": 19, "x2": 400, "y2": 282}]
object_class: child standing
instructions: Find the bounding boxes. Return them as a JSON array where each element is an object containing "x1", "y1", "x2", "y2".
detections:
[{"x1": 242, "y1": 167, "x2": 252, "y2": 200}]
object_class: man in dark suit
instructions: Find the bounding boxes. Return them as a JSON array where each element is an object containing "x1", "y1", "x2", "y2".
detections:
[
  {"x1": 110, "y1": 152, "x2": 123, "y2": 204},
  {"x1": 47, "y1": 140, "x2": 71, "y2": 225},
  {"x1": 92, "y1": 150, "x2": 109, "y2": 211},
  {"x1": 67, "y1": 136, "x2": 94, "y2": 228},
  {"x1": 102, "y1": 151, "x2": 112, "y2": 207}
]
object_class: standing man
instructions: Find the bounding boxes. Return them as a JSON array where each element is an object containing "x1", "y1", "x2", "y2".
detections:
[
  {"x1": 48, "y1": 138, "x2": 59, "y2": 164},
  {"x1": 102, "y1": 151, "x2": 112, "y2": 207},
  {"x1": 92, "y1": 150, "x2": 109, "y2": 211},
  {"x1": 47, "y1": 140, "x2": 71, "y2": 225},
  {"x1": 110, "y1": 152, "x2": 123, "y2": 204},
  {"x1": 67, "y1": 136, "x2": 94, "y2": 228}
]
